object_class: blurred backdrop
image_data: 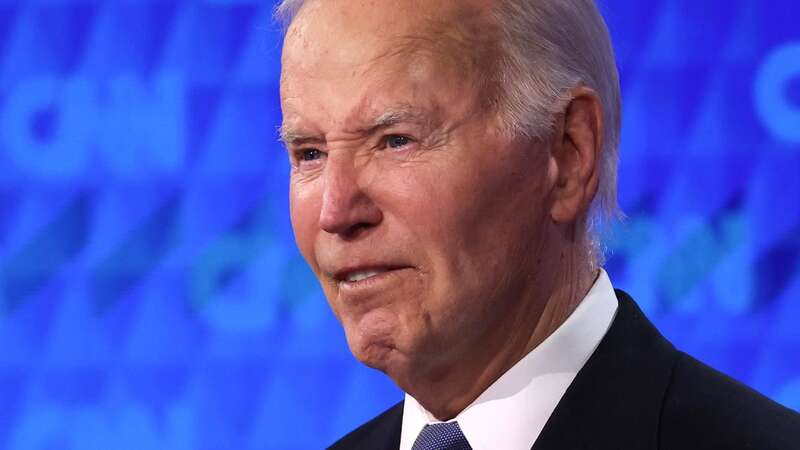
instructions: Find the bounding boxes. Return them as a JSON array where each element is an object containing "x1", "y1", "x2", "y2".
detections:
[{"x1": 0, "y1": 0, "x2": 798, "y2": 449}]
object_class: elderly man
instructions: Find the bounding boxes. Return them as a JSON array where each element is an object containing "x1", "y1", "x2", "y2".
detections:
[{"x1": 276, "y1": 0, "x2": 800, "y2": 449}]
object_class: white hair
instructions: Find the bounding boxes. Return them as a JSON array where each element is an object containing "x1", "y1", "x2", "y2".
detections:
[
  {"x1": 275, "y1": 0, "x2": 622, "y2": 266},
  {"x1": 274, "y1": 0, "x2": 304, "y2": 27},
  {"x1": 491, "y1": 0, "x2": 622, "y2": 267}
]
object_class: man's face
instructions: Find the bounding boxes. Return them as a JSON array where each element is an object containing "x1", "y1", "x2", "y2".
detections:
[{"x1": 281, "y1": 0, "x2": 560, "y2": 384}]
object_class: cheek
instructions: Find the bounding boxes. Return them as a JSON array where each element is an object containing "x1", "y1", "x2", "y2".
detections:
[
  {"x1": 400, "y1": 147, "x2": 547, "y2": 297},
  {"x1": 383, "y1": 168, "x2": 484, "y2": 311}
]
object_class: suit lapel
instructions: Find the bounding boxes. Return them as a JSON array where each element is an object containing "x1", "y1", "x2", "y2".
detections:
[
  {"x1": 328, "y1": 401, "x2": 403, "y2": 450},
  {"x1": 532, "y1": 291, "x2": 678, "y2": 450}
]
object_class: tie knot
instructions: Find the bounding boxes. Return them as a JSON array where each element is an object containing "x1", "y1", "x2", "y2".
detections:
[{"x1": 411, "y1": 422, "x2": 472, "y2": 450}]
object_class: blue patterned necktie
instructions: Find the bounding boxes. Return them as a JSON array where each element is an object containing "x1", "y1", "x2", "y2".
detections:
[{"x1": 411, "y1": 422, "x2": 473, "y2": 450}]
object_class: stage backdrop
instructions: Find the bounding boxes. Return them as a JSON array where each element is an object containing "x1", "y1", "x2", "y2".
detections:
[{"x1": 0, "y1": 1, "x2": 798, "y2": 449}]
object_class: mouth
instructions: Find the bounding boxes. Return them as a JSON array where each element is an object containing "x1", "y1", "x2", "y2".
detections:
[
  {"x1": 344, "y1": 269, "x2": 388, "y2": 282},
  {"x1": 333, "y1": 266, "x2": 413, "y2": 290}
]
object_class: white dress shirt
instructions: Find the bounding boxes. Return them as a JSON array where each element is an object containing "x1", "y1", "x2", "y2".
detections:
[{"x1": 399, "y1": 269, "x2": 619, "y2": 450}]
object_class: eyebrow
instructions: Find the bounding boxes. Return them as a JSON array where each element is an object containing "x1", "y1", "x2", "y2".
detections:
[
  {"x1": 277, "y1": 127, "x2": 322, "y2": 146},
  {"x1": 278, "y1": 106, "x2": 429, "y2": 146}
]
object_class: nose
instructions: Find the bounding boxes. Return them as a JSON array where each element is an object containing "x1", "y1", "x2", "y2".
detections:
[{"x1": 318, "y1": 156, "x2": 383, "y2": 237}]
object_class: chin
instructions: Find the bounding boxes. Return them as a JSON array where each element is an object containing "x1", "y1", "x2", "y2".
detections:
[
  {"x1": 354, "y1": 340, "x2": 435, "y2": 398},
  {"x1": 353, "y1": 342, "x2": 394, "y2": 370},
  {"x1": 343, "y1": 314, "x2": 404, "y2": 373}
]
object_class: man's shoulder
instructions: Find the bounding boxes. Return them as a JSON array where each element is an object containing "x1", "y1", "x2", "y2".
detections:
[
  {"x1": 539, "y1": 290, "x2": 799, "y2": 450},
  {"x1": 660, "y1": 351, "x2": 800, "y2": 449},
  {"x1": 328, "y1": 401, "x2": 404, "y2": 450}
]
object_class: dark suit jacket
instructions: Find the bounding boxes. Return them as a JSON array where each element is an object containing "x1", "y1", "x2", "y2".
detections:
[{"x1": 329, "y1": 290, "x2": 800, "y2": 449}]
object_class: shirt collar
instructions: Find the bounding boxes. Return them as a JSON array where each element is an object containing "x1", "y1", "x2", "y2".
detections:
[{"x1": 400, "y1": 269, "x2": 619, "y2": 450}]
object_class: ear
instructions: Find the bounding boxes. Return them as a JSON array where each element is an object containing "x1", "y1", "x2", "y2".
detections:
[{"x1": 549, "y1": 86, "x2": 604, "y2": 225}]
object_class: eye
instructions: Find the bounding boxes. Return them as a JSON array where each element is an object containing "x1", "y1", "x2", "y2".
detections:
[
  {"x1": 384, "y1": 135, "x2": 411, "y2": 150},
  {"x1": 291, "y1": 148, "x2": 325, "y2": 170},
  {"x1": 300, "y1": 148, "x2": 322, "y2": 161}
]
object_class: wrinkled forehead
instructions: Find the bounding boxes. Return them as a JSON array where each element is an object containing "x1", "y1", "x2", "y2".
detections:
[
  {"x1": 279, "y1": 0, "x2": 500, "y2": 135},
  {"x1": 280, "y1": 0, "x2": 497, "y2": 83}
]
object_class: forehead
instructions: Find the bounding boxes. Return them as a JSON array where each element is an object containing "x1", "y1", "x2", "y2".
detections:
[
  {"x1": 283, "y1": 0, "x2": 492, "y2": 64},
  {"x1": 279, "y1": 0, "x2": 497, "y2": 130}
]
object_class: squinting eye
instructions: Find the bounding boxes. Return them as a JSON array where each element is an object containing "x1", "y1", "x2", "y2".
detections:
[
  {"x1": 301, "y1": 149, "x2": 322, "y2": 161},
  {"x1": 385, "y1": 135, "x2": 411, "y2": 149}
]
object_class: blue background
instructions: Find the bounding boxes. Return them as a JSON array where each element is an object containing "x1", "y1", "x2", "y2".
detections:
[{"x1": 0, "y1": 0, "x2": 798, "y2": 448}]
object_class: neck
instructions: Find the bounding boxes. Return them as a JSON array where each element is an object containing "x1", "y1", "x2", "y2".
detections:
[{"x1": 406, "y1": 239, "x2": 597, "y2": 420}]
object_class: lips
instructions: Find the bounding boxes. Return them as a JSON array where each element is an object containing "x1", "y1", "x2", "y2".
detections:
[
  {"x1": 334, "y1": 265, "x2": 405, "y2": 282},
  {"x1": 331, "y1": 264, "x2": 413, "y2": 289},
  {"x1": 344, "y1": 269, "x2": 387, "y2": 282}
]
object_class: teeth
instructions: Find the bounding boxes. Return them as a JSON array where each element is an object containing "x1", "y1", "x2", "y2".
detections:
[{"x1": 345, "y1": 270, "x2": 385, "y2": 282}]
